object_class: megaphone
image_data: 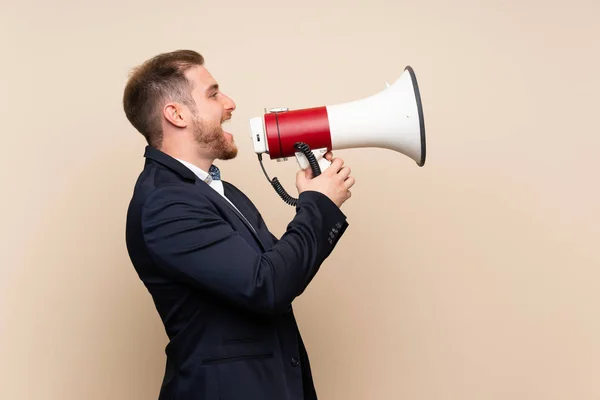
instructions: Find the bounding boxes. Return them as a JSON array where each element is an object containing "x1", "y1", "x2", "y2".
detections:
[{"x1": 248, "y1": 65, "x2": 426, "y2": 206}]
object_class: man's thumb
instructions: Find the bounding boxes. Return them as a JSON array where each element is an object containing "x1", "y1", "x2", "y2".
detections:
[
  {"x1": 303, "y1": 167, "x2": 314, "y2": 180},
  {"x1": 296, "y1": 169, "x2": 307, "y2": 184}
]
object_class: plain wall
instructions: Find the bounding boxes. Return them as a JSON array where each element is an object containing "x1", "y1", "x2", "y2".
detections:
[{"x1": 2, "y1": 0, "x2": 599, "y2": 399}]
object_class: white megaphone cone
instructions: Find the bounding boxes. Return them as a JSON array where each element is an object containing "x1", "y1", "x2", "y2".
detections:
[{"x1": 248, "y1": 66, "x2": 426, "y2": 205}]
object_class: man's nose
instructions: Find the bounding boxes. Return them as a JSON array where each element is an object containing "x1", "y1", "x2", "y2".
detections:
[{"x1": 223, "y1": 94, "x2": 236, "y2": 111}]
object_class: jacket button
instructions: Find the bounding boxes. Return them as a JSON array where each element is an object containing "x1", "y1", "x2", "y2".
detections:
[{"x1": 291, "y1": 357, "x2": 300, "y2": 367}]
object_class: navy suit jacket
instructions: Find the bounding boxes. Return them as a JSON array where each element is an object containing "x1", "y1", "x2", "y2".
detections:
[{"x1": 125, "y1": 146, "x2": 349, "y2": 400}]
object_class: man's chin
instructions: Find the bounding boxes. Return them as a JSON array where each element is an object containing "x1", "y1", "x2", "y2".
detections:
[
  {"x1": 218, "y1": 152, "x2": 237, "y2": 161},
  {"x1": 220, "y1": 130, "x2": 237, "y2": 158},
  {"x1": 216, "y1": 143, "x2": 238, "y2": 161}
]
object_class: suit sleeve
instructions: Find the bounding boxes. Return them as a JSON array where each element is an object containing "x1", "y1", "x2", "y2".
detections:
[{"x1": 141, "y1": 186, "x2": 349, "y2": 316}]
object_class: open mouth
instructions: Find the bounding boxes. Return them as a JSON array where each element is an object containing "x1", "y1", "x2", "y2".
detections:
[{"x1": 221, "y1": 118, "x2": 233, "y2": 137}]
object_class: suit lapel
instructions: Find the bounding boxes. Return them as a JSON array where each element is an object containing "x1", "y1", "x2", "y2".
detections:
[
  {"x1": 222, "y1": 183, "x2": 276, "y2": 250},
  {"x1": 194, "y1": 180, "x2": 267, "y2": 252}
]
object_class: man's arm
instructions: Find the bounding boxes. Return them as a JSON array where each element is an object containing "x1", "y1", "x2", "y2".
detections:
[{"x1": 141, "y1": 185, "x2": 348, "y2": 316}]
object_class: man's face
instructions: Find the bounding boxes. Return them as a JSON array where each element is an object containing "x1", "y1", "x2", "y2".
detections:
[{"x1": 185, "y1": 65, "x2": 238, "y2": 160}]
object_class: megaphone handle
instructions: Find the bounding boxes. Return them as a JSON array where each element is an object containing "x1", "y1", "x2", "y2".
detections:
[
  {"x1": 257, "y1": 142, "x2": 329, "y2": 207},
  {"x1": 295, "y1": 147, "x2": 331, "y2": 174}
]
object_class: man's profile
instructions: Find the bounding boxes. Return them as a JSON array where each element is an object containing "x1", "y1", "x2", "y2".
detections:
[{"x1": 123, "y1": 49, "x2": 355, "y2": 400}]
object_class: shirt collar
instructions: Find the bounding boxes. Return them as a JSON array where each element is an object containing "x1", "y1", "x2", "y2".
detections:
[{"x1": 174, "y1": 158, "x2": 214, "y2": 184}]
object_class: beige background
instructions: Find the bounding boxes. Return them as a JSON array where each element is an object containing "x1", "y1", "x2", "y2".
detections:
[{"x1": 2, "y1": 0, "x2": 599, "y2": 399}]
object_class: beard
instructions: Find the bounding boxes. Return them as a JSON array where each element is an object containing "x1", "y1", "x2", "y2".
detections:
[{"x1": 192, "y1": 115, "x2": 238, "y2": 160}]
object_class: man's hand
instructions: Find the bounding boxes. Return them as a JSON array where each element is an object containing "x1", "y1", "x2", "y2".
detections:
[{"x1": 296, "y1": 152, "x2": 355, "y2": 208}]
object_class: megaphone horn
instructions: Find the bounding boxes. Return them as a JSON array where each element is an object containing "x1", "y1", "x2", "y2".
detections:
[{"x1": 249, "y1": 65, "x2": 427, "y2": 206}]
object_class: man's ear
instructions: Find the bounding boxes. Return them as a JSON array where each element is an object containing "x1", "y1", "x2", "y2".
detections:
[{"x1": 163, "y1": 103, "x2": 188, "y2": 128}]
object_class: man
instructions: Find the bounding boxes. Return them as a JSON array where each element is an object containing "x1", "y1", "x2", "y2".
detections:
[{"x1": 123, "y1": 49, "x2": 355, "y2": 400}]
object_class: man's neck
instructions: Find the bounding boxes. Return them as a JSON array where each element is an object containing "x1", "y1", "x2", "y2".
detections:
[{"x1": 159, "y1": 144, "x2": 214, "y2": 173}]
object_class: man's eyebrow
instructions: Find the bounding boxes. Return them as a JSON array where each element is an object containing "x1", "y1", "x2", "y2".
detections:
[{"x1": 205, "y1": 83, "x2": 219, "y2": 94}]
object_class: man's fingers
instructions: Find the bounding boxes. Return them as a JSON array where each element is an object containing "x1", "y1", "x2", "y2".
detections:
[
  {"x1": 343, "y1": 176, "x2": 356, "y2": 189},
  {"x1": 326, "y1": 157, "x2": 344, "y2": 174},
  {"x1": 337, "y1": 166, "x2": 351, "y2": 181}
]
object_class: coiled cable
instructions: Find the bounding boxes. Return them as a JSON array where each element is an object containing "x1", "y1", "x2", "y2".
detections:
[{"x1": 258, "y1": 142, "x2": 322, "y2": 207}]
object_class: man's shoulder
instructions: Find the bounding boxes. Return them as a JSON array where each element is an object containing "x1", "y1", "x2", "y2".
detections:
[
  {"x1": 138, "y1": 160, "x2": 191, "y2": 188},
  {"x1": 127, "y1": 161, "x2": 201, "y2": 212}
]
